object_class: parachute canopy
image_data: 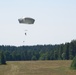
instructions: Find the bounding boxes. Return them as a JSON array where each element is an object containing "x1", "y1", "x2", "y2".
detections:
[{"x1": 18, "y1": 17, "x2": 35, "y2": 24}]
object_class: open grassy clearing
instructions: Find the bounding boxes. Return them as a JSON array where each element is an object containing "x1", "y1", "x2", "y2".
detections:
[{"x1": 0, "y1": 60, "x2": 76, "y2": 75}]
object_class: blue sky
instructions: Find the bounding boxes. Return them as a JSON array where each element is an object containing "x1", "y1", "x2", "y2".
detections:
[{"x1": 0, "y1": 0, "x2": 76, "y2": 46}]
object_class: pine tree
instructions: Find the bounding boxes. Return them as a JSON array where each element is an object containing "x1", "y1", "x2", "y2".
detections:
[
  {"x1": 0, "y1": 51, "x2": 6, "y2": 65},
  {"x1": 70, "y1": 56, "x2": 76, "y2": 70}
]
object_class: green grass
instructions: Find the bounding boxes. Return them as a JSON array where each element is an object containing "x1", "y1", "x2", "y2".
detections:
[{"x1": 0, "y1": 60, "x2": 76, "y2": 75}]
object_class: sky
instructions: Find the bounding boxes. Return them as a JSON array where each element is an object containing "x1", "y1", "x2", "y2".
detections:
[{"x1": 0, "y1": 0, "x2": 76, "y2": 46}]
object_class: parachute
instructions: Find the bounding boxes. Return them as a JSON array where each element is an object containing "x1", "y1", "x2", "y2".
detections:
[
  {"x1": 18, "y1": 17, "x2": 35, "y2": 37},
  {"x1": 18, "y1": 17, "x2": 35, "y2": 24}
]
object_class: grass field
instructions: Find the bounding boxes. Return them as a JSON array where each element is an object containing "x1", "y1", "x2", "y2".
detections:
[{"x1": 0, "y1": 60, "x2": 76, "y2": 75}]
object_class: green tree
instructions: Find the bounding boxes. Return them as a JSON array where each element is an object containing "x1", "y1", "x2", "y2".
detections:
[
  {"x1": 70, "y1": 56, "x2": 76, "y2": 70},
  {"x1": 0, "y1": 51, "x2": 6, "y2": 65},
  {"x1": 61, "y1": 43, "x2": 69, "y2": 60},
  {"x1": 58, "y1": 44, "x2": 64, "y2": 60},
  {"x1": 69, "y1": 42, "x2": 74, "y2": 59},
  {"x1": 31, "y1": 56, "x2": 37, "y2": 60}
]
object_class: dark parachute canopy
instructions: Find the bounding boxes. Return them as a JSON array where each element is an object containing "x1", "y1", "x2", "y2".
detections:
[{"x1": 18, "y1": 17, "x2": 35, "y2": 24}]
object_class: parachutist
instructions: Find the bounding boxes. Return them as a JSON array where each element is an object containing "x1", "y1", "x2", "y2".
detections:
[
  {"x1": 25, "y1": 33, "x2": 27, "y2": 35},
  {"x1": 18, "y1": 17, "x2": 35, "y2": 36}
]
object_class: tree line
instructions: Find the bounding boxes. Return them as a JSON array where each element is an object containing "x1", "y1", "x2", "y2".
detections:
[{"x1": 0, "y1": 40, "x2": 76, "y2": 61}]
